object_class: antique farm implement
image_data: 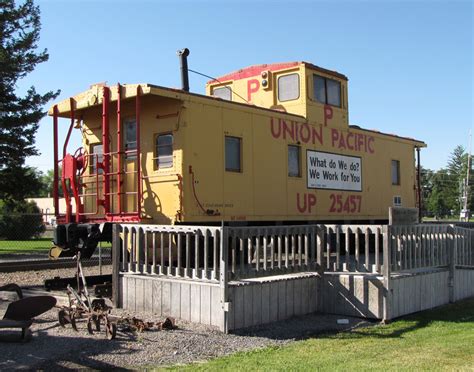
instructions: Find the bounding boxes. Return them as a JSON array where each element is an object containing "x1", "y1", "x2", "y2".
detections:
[{"x1": 56, "y1": 251, "x2": 117, "y2": 340}]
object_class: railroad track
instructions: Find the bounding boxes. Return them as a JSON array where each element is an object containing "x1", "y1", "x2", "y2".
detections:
[{"x1": 0, "y1": 258, "x2": 109, "y2": 273}]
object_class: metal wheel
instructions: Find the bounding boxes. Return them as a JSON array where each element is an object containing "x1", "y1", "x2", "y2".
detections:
[
  {"x1": 73, "y1": 146, "x2": 89, "y2": 176},
  {"x1": 95, "y1": 318, "x2": 101, "y2": 332},
  {"x1": 58, "y1": 309, "x2": 70, "y2": 328},
  {"x1": 105, "y1": 321, "x2": 117, "y2": 340},
  {"x1": 87, "y1": 317, "x2": 95, "y2": 334},
  {"x1": 87, "y1": 316, "x2": 101, "y2": 334},
  {"x1": 70, "y1": 311, "x2": 79, "y2": 332},
  {"x1": 70, "y1": 316, "x2": 78, "y2": 331}
]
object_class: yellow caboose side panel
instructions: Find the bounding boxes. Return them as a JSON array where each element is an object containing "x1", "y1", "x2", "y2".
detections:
[
  {"x1": 50, "y1": 60, "x2": 425, "y2": 226},
  {"x1": 177, "y1": 95, "x2": 420, "y2": 223}
]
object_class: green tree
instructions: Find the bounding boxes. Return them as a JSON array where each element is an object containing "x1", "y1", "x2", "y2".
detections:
[
  {"x1": 36, "y1": 167, "x2": 63, "y2": 197},
  {"x1": 0, "y1": 0, "x2": 59, "y2": 203},
  {"x1": 420, "y1": 166, "x2": 434, "y2": 216},
  {"x1": 426, "y1": 169, "x2": 454, "y2": 218},
  {"x1": 0, "y1": 165, "x2": 43, "y2": 200},
  {"x1": 447, "y1": 145, "x2": 469, "y2": 214},
  {"x1": 0, "y1": 199, "x2": 45, "y2": 239},
  {"x1": 447, "y1": 145, "x2": 468, "y2": 178}
]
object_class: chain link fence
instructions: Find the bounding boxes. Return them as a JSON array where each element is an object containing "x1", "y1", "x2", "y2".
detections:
[{"x1": 0, "y1": 213, "x2": 112, "y2": 271}]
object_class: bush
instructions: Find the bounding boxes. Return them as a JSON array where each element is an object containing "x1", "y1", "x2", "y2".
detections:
[{"x1": 0, "y1": 200, "x2": 46, "y2": 240}]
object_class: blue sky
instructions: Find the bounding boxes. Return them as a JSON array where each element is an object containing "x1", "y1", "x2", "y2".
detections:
[{"x1": 21, "y1": 0, "x2": 473, "y2": 172}]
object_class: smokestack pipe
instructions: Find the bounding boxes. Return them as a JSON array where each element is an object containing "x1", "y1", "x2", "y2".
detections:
[{"x1": 177, "y1": 48, "x2": 190, "y2": 92}]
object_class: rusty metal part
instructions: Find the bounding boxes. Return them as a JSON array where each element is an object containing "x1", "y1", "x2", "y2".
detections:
[
  {"x1": 93, "y1": 283, "x2": 112, "y2": 298},
  {"x1": 58, "y1": 309, "x2": 70, "y2": 327},
  {"x1": 91, "y1": 298, "x2": 107, "y2": 311},
  {"x1": 105, "y1": 320, "x2": 117, "y2": 340},
  {"x1": 118, "y1": 316, "x2": 176, "y2": 333},
  {"x1": 56, "y1": 253, "x2": 117, "y2": 340},
  {"x1": 158, "y1": 317, "x2": 176, "y2": 330},
  {"x1": 86, "y1": 315, "x2": 101, "y2": 334},
  {"x1": 119, "y1": 317, "x2": 153, "y2": 332},
  {"x1": 70, "y1": 312, "x2": 78, "y2": 332},
  {"x1": 156, "y1": 317, "x2": 176, "y2": 331}
]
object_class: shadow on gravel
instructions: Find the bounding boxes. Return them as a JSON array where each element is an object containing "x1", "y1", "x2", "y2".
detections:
[{"x1": 0, "y1": 326, "x2": 147, "y2": 370}]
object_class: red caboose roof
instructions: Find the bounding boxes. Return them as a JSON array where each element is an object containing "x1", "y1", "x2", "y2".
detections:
[{"x1": 207, "y1": 61, "x2": 348, "y2": 85}]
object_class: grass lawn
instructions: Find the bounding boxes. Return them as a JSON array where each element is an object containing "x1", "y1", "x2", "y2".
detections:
[
  {"x1": 0, "y1": 238, "x2": 112, "y2": 255},
  {"x1": 423, "y1": 217, "x2": 474, "y2": 223},
  {"x1": 0, "y1": 238, "x2": 52, "y2": 254},
  {"x1": 170, "y1": 298, "x2": 474, "y2": 371}
]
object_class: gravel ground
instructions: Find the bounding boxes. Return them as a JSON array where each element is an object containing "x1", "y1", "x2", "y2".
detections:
[
  {"x1": 1, "y1": 266, "x2": 373, "y2": 370},
  {"x1": 0, "y1": 300, "x2": 371, "y2": 370},
  {"x1": 0, "y1": 265, "x2": 112, "y2": 287}
]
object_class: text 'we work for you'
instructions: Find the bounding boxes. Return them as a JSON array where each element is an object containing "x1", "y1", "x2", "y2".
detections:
[{"x1": 307, "y1": 151, "x2": 362, "y2": 192}]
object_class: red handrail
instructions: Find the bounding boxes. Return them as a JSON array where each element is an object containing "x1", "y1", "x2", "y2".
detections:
[
  {"x1": 136, "y1": 86, "x2": 141, "y2": 218},
  {"x1": 102, "y1": 87, "x2": 110, "y2": 214},
  {"x1": 53, "y1": 105, "x2": 59, "y2": 216},
  {"x1": 117, "y1": 84, "x2": 122, "y2": 214},
  {"x1": 54, "y1": 84, "x2": 142, "y2": 224},
  {"x1": 63, "y1": 98, "x2": 75, "y2": 159}
]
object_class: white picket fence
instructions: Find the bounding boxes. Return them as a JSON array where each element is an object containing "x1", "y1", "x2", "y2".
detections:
[{"x1": 114, "y1": 223, "x2": 474, "y2": 283}]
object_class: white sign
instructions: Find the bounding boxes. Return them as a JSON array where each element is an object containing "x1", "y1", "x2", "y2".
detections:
[{"x1": 307, "y1": 151, "x2": 362, "y2": 191}]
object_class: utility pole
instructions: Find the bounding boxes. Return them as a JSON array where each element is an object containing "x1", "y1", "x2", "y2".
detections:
[{"x1": 460, "y1": 131, "x2": 472, "y2": 221}]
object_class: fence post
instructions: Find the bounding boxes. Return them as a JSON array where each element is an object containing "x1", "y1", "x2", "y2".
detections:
[
  {"x1": 220, "y1": 226, "x2": 229, "y2": 333},
  {"x1": 112, "y1": 223, "x2": 121, "y2": 308},
  {"x1": 98, "y1": 241, "x2": 102, "y2": 275},
  {"x1": 382, "y1": 225, "x2": 392, "y2": 323},
  {"x1": 448, "y1": 225, "x2": 456, "y2": 303},
  {"x1": 316, "y1": 225, "x2": 324, "y2": 272}
]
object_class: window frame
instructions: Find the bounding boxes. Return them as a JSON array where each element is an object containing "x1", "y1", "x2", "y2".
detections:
[
  {"x1": 154, "y1": 132, "x2": 174, "y2": 170},
  {"x1": 391, "y1": 159, "x2": 401, "y2": 185},
  {"x1": 89, "y1": 143, "x2": 103, "y2": 175},
  {"x1": 225, "y1": 136, "x2": 242, "y2": 173},
  {"x1": 313, "y1": 74, "x2": 342, "y2": 108},
  {"x1": 123, "y1": 118, "x2": 137, "y2": 160},
  {"x1": 212, "y1": 86, "x2": 232, "y2": 101},
  {"x1": 288, "y1": 145, "x2": 301, "y2": 177},
  {"x1": 277, "y1": 73, "x2": 300, "y2": 102}
]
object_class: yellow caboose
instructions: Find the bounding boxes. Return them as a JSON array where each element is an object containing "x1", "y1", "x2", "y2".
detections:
[{"x1": 49, "y1": 51, "x2": 425, "y2": 237}]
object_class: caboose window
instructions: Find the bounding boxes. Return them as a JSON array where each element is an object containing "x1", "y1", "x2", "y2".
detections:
[
  {"x1": 225, "y1": 136, "x2": 241, "y2": 172},
  {"x1": 392, "y1": 160, "x2": 400, "y2": 185},
  {"x1": 212, "y1": 86, "x2": 232, "y2": 101},
  {"x1": 124, "y1": 118, "x2": 137, "y2": 159},
  {"x1": 288, "y1": 145, "x2": 301, "y2": 177},
  {"x1": 155, "y1": 134, "x2": 173, "y2": 169},
  {"x1": 313, "y1": 74, "x2": 341, "y2": 107},
  {"x1": 90, "y1": 143, "x2": 103, "y2": 175},
  {"x1": 314, "y1": 75, "x2": 326, "y2": 103},
  {"x1": 278, "y1": 74, "x2": 300, "y2": 102},
  {"x1": 327, "y1": 79, "x2": 341, "y2": 107}
]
